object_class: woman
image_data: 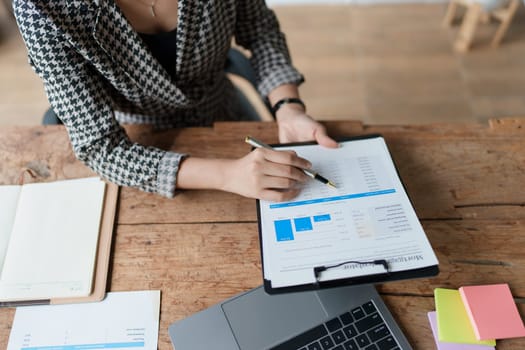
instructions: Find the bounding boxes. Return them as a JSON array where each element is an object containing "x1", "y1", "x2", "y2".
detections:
[{"x1": 14, "y1": 0, "x2": 337, "y2": 201}]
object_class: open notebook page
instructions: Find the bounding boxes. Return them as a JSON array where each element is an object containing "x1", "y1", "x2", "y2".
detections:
[
  {"x1": 0, "y1": 178, "x2": 106, "y2": 301},
  {"x1": 0, "y1": 186, "x2": 22, "y2": 274}
]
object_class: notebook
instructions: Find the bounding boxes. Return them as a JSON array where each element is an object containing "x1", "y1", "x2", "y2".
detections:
[
  {"x1": 256, "y1": 135, "x2": 439, "y2": 294},
  {"x1": 169, "y1": 283, "x2": 412, "y2": 350},
  {"x1": 0, "y1": 177, "x2": 118, "y2": 306},
  {"x1": 459, "y1": 284, "x2": 525, "y2": 340}
]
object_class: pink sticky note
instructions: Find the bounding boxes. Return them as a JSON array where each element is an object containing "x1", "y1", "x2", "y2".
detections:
[
  {"x1": 459, "y1": 284, "x2": 525, "y2": 340},
  {"x1": 428, "y1": 312, "x2": 495, "y2": 350}
]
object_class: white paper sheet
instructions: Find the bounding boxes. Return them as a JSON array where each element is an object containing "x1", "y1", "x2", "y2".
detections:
[
  {"x1": 7, "y1": 290, "x2": 160, "y2": 350},
  {"x1": 259, "y1": 137, "x2": 439, "y2": 288}
]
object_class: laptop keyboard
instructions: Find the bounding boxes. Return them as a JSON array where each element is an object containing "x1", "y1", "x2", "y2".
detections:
[{"x1": 270, "y1": 300, "x2": 401, "y2": 350}]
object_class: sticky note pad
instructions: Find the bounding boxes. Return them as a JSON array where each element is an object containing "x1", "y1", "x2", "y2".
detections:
[
  {"x1": 434, "y1": 288, "x2": 496, "y2": 346},
  {"x1": 428, "y1": 312, "x2": 495, "y2": 350},
  {"x1": 460, "y1": 284, "x2": 525, "y2": 340}
]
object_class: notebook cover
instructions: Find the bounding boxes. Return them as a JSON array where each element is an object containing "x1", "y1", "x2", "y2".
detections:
[
  {"x1": 459, "y1": 284, "x2": 525, "y2": 340},
  {"x1": 428, "y1": 312, "x2": 495, "y2": 350},
  {"x1": 434, "y1": 288, "x2": 495, "y2": 346}
]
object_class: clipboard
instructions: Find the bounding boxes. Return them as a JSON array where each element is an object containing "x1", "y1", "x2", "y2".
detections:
[
  {"x1": 0, "y1": 180, "x2": 119, "y2": 307},
  {"x1": 255, "y1": 134, "x2": 439, "y2": 294}
]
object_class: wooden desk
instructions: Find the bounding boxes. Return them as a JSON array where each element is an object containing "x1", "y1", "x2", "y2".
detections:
[{"x1": 1, "y1": 119, "x2": 524, "y2": 349}]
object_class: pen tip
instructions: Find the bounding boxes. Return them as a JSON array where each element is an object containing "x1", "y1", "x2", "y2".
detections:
[{"x1": 327, "y1": 181, "x2": 337, "y2": 189}]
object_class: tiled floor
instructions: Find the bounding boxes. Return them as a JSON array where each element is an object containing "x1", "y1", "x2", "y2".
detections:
[{"x1": 1, "y1": 3, "x2": 524, "y2": 125}]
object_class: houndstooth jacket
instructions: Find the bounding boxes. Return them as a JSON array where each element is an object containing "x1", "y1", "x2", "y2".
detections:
[{"x1": 14, "y1": 0, "x2": 303, "y2": 197}]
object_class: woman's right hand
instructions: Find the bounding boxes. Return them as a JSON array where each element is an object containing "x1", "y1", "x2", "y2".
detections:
[
  {"x1": 221, "y1": 148, "x2": 311, "y2": 202},
  {"x1": 176, "y1": 149, "x2": 311, "y2": 202}
]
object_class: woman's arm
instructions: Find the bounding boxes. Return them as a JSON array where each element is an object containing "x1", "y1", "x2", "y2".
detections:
[
  {"x1": 234, "y1": 0, "x2": 337, "y2": 148},
  {"x1": 234, "y1": 0, "x2": 303, "y2": 97},
  {"x1": 14, "y1": 1, "x2": 183, "y2": 197},
  {"x1": 176, "y1": 147, "x2": 311, "y2": 202}
]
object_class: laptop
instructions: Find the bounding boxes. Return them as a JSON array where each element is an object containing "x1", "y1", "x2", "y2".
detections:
[{"x1": 168, "y1": 284, "x2": 412, "y2": 350}]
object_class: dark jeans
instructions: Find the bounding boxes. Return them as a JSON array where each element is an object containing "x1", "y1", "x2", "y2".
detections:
[
  {"x1": 42, "y1": 48, "x2": 265, "y2": 125},
  {"x1": 43, "y1": 108, "x2": 62, "y2": 125}
]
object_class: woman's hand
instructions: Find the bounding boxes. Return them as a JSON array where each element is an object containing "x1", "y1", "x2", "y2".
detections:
[
  {"x1": 275, "y1": 103, "x2": 339, "y2": 149},
  {"x1": 268, "y1": 84, "x2": 338, "y2": 148},
  {"x1": 221, "y1": 148, "x2": 311, "y2": 201},
  {"x1": 176, "y1": 149, "x2": 312, "y2": 202}
]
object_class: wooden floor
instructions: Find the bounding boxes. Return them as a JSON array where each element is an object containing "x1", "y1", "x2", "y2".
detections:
[{"x1": 1, "y1": 3, "x2": 525, "y2": 125}]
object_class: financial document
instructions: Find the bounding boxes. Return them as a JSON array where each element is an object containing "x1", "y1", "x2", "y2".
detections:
[
  {"x1": 7, "y1": 290, "x2": 160, "y2": 350},
  {"x1": 259, "y1": 136, "x2": 439, "y2": 288}
]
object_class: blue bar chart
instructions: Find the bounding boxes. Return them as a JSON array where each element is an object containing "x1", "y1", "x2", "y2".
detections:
[{"x1": 274, "y1": 214, "x2": 336, "y2": 242}]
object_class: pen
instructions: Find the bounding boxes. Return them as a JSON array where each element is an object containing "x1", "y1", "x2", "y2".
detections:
[{"x1": 245, "y1": 136, "x2": 336, "y2": 189}]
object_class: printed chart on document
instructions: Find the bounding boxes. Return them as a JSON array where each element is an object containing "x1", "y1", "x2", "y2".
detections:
[{"x1": 259, "y1": 137, "x2": 438, "y2": 288}]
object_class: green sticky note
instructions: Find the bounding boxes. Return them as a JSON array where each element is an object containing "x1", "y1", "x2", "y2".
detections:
[{"x1": 434, "y1": 288, "x2": 496, "y2": 346}]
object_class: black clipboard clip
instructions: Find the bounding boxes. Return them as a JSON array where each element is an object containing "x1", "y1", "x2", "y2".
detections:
[{"x1": 313, "y1": 259, "x2": 390, "y2": 283}]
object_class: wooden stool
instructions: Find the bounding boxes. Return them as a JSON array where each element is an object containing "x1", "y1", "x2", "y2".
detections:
[{"x1": 443, "y1": 0, "x2": 520, "y2": 52}]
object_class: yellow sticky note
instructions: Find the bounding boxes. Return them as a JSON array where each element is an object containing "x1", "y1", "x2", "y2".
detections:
[{"x1": 434, "y1": 288, "x2": 496, "y2": 346}]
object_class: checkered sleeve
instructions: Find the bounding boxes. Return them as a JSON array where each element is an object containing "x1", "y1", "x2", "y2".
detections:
[
  {"x1": 14, "y1": 1, "x2": 182, "y2": 197},
  {"x1": 234, "y1": 0, "x2": 304, "y2": 98}
]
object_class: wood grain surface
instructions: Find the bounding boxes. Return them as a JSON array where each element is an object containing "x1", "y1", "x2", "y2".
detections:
[{"x1": 0, "y1": 118, "x2": 524, "y2": 349}]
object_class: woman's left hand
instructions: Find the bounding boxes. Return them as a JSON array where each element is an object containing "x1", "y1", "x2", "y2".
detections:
[{"x1": 275, "y1": 103, "x2": 339, "y2": 148}]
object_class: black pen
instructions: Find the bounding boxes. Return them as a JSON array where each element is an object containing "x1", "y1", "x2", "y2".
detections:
[{"x1": 245, "y1": 136, "x2": 337, "y2": 189}]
